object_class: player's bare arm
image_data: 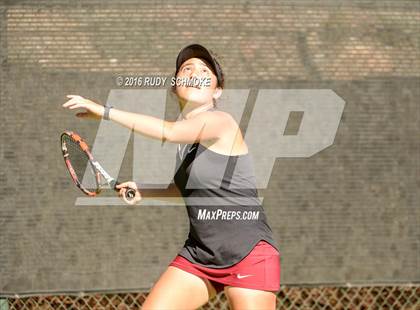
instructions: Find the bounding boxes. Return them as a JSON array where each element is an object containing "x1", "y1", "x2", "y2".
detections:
[{"x1": 62, "y1": 95, "x2": 233, "y2": 144}]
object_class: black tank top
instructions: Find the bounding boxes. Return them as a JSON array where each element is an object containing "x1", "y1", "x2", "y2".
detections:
[{"x1": 173, "y1": 108, "x2": 279, "y2": 268}]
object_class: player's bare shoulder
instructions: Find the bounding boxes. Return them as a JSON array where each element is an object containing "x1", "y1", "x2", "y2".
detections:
[{"x1": 201, "y1": 109, "x2": 236, "y2": 128}]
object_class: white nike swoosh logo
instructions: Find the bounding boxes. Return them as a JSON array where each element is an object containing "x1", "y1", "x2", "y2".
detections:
[
  {"x1": 187, "y1": 147, "x2": 196, "y2": 153},
  {"x1": 236, "y1": 274, "x2": 254, "y2": 279}
]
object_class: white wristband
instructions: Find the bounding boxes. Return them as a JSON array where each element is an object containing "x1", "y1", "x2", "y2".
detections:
[{"x1": 103, "y1": 105, "x2": 113, "y2": 120}]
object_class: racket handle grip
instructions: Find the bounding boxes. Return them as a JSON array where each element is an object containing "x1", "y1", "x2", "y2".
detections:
[
  {"x1": 125, "y1": 188, "x2": 137, "y2": 201},
  {"x1": 114, "y1": 181, "x2": 137, "y2": 204}
]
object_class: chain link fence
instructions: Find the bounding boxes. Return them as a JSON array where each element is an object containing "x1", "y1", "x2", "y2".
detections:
[{"x1": 2, "y1": 285, "x2": 419, "y2": 309}]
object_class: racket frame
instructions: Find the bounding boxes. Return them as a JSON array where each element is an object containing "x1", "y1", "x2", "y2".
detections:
[
  {"x1": 61, "y1": 131, "x2": 135, "y2": 200},
  {"x1": 61, "y1": 131, "x2": 101, "y2": 196}
]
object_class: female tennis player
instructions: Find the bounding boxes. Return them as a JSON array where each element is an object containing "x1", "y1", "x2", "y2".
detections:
[{"x1": 62, "y1": 44, "x2": 281, "y2": 309}]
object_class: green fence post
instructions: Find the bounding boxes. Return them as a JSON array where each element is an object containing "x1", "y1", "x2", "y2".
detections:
[{"x1": 0, "y1": 299, "x2": 8, "y2": 310}]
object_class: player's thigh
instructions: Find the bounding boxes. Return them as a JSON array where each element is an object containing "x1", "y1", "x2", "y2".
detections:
[
  {"x1": 224, "y1": 286, "x2": 277, "y2": 310},
  {"x1": 142, "y1": 266, "x2": 214, "y2": 310}
]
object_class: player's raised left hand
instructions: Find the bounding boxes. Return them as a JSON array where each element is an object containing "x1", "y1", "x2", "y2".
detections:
[{"x1": 62, "y1": 95, "x2": 104, "y2": 120}]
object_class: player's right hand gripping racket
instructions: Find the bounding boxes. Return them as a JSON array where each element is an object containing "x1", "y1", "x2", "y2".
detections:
[{"x1": 60, "y1": 130, "x2": 137, "y2": 204}]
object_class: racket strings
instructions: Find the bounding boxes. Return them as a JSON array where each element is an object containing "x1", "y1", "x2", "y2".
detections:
[{"x1": 63, "y1": 135, "x2": 98, "y2": 192}]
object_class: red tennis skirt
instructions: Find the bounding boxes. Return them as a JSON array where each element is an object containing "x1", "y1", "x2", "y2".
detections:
[{"x1": 168, "y1": 240, "x2": 281, "y2": 293}]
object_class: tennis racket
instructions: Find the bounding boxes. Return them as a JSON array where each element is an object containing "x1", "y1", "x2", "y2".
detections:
[{"x1": 60, "y1": 130, "x2": 137, "y2": 203}]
